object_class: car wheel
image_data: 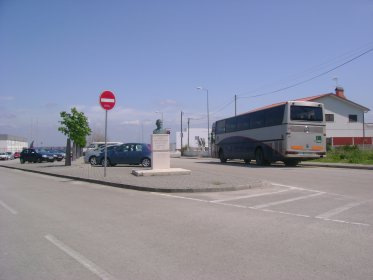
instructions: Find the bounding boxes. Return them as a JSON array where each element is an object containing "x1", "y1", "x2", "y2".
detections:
[
  {"x1": 141, "y1": 158, "x2": 151, "y2": 167},
  {"x1": 101, "y1": 158, "x2": 111, "y2": 167},
  {"x1": 89, "y1": 156, "x2": 97, "y2": 165},
  {"x1": 37, "y1": 158, "x2": 42, "y2": 163},
  {"x1": 20, "y1": 158, "x2": 25, "y2": 164}
]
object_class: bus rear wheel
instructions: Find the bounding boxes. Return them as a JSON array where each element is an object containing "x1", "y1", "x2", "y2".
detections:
[
  {"x1": 219, "y1": 150, "x2": 227, "y2": 163},
  {"x1": 255, "y1": 148, "x2": 268, "y2": 166}
]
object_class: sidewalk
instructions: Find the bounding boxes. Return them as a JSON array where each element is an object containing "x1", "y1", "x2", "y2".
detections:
[
  {"x1": 1, "y1": 158, "x2": 371, "y2": 193},
  {"x1": 0, "y1": 158, "x2": 263, "y2": 193}
]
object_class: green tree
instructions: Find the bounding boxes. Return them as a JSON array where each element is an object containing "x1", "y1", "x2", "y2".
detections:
[{"x1": 58, "y1": 107, "x2": 91, "y2": 165}]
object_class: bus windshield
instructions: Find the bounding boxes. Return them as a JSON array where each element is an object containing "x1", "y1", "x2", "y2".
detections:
[{"x1": 290, "y1": 105, "x2": 323, "y2": 122}]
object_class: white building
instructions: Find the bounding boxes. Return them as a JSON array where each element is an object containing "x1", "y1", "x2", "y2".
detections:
[
  {"x1": 175, "y1": 128, "x2": 208, "y2": 151},
  {"x1": 0, "y1": 134, "x2": 28, "y2": 153},
  {"x1": 297, "y1": 87, "x2": 371, "y2": 146}
]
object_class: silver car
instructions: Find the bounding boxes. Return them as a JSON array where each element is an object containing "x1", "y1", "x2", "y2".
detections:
[{"x1": 84, "y1": 144, "x2": 119, "y2": 165}]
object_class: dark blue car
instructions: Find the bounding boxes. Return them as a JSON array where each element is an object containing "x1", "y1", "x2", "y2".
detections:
[{"x1": 95, "y1": 143, "x2": 152, "y2": 167}]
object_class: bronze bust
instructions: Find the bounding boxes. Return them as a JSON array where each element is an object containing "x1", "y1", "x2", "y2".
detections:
[{"x1": 153, "y1": 119, "x2": 167, "y2": 134}]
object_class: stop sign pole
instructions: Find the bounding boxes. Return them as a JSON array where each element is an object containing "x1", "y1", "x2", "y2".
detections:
[{"x1": 99, "y1": 90, "x2": 116, "y2": 177}]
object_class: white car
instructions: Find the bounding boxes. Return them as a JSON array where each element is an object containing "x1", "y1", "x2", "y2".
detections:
[{"x1": 0, "y1": 152, "x2": 11, "y2": 160}]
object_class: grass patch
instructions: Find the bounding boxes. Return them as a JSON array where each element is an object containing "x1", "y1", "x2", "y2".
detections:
[{"x1": 312, "y1": 145, "x2": 373, "y2": 165}]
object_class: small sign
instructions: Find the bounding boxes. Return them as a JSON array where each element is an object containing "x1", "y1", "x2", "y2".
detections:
[{"x1": 99, "y1": 90, "x2": 116, "y2": 110}]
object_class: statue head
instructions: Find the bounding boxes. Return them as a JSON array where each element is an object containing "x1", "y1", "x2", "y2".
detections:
[{"x1": 156, "y1": 119, "x2": 163, "y2": 129}]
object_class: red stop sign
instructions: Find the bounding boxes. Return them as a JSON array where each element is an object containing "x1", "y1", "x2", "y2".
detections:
[{"x1": 99, "y1": 90, "x2": 116, "y2": 110}]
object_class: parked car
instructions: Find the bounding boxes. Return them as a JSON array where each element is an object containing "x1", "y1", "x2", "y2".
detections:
[
  {"x1": 0, "y1": 152, "x2": 10, "y2": 160},
  {"x1": 95, "y1": 143, "x2": 152, "y2": 167},
  {"x1": 20, "y1": 148, "x2": 55, "y2": 163},
  {"x1": 48, "y1": 150, "x2": 64, "y2": 161},
  {"x1": 13, "y1": 152, "x2": 21, "y2": 159},
  {"x1": 84, "y1": 144, "x2": 119, "y2": 165},
  {"x1": 84, "y1": 141, "x2": 122, "y2": 155},
  {"x1": 6, "y1": 152, "x2": 15, "y2": 160}
]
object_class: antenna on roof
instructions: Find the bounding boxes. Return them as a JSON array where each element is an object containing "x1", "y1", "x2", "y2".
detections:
[{"x1": 332, "y1": 77, "x2": 339, "y2": 87}]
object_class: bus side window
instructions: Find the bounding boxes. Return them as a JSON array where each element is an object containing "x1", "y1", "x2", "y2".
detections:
[
  {"x1": 251, "y1": 111, "x2": 264, "y2": 129},
  {"x1": 216, "y1": 120, "x2": 226, "y2": 134},
  {"x1": 265, "y1": 105, "x2": 285, "y2": 126},
  {"x1": 237, "y1": 115, "x2": 250, "y2": 131},
  {"x1": 226, "y1": 118, "x2": 237, "y2": 133}
]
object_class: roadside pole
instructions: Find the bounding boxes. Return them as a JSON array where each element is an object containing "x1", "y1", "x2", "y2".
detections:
[
  {"x1": 104, "y1": 110, "x2": 108, "y2": 177},
  {"x1": 99, "y1": 90, "x2": 116, "y2": 177}
]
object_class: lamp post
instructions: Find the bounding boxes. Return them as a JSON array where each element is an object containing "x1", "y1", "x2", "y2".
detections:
[
  {"x1": 155, "y1": 111, "x2": 164, "y2": 123},
  {"x1": 180, "y1": 111, "x2": 184, "y2": 155},
  {"x1": 196, "y1": 87, "x2": 210, "y2": 155}
]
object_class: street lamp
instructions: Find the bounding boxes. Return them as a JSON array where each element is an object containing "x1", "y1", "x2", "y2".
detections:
[
  {"x1": 155, "y1": 111, "x2": 164, "y2": 123},
  {"x1": 196, "y1": 86, "x2": 210, "y2": 155}
]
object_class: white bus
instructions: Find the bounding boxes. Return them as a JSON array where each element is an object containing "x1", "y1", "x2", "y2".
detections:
[{"x1": 211, "y1": 101, "x2": 326, "y2": 166}]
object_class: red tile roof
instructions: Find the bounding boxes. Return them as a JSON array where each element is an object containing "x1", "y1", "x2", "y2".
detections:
[
  {"x1": 240, "y1": 92, "x2": 369, "y2": 115},
  {"x1": 295, "y1": 93, "x2": 332, "y2": 101}
]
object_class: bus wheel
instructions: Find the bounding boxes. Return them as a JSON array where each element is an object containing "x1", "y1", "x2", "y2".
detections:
[
  {"x1": 255, "y1": 148, "x2": 267, "y2": 166},
  {"x1": 244, "y1": 159, "x2": 251, "y2": 164},
  {"x1": 219, "y1": 150, "x2": 227, "y2": 163},
  {"x1": 284, "y1": 159, "x2": 299, "y2": 167}
]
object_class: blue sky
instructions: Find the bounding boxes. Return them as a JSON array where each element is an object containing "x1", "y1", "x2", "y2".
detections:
[{"x1": 1, "y1": 0, "x2": 373, "y2": 146}]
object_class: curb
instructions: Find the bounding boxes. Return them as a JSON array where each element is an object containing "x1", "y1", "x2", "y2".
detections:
[
  {"x1": 301, "y1": 162, "x2": 373, "y2": 170},
  {"x1": 0, "y1": 165, "x2": 257, "y2": 193}
]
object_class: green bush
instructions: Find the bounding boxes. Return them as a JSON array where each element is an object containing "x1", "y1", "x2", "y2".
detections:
[{"x1": 313, "y1": 145, "x2": 373, "y2": 165}]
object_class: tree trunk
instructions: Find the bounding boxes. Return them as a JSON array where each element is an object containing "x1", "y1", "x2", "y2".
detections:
[
  {"x1": 77, "y1": 145, "x2": 82, "y2": 158},
  {"x1": 72, "y1": 142, "x2": 76, "y2": 161},
  {"x1": 65, "y1": 138, "x2": 71, "y2": 166}
]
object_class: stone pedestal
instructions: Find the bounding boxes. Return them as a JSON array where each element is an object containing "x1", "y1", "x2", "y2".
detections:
[
  {"x1": 132, "y1": 133, "x2": 191, "y2": 177},
  {"x1": 151, "y1": 134, "x2": 170, "y2": 169}
]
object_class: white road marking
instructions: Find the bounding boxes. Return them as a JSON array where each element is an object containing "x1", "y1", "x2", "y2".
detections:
[
  {"x1": 211, "y1": 190, "x2": 289, "y2": 203},
  {"x1": 251, "y1": 192, "x2": 325, "y2": 209},
  {"x1": 315, "y1": 217, "x2": 370, "y2": 227},
  {"x1": 271, "y1": 183, "x2": 322, "y2": 193},
  {"x1": 45, "y1": 235, "x2": 118, "y2": 280},
  {"x1": 261, "y1": 208, "x2": 311, "y2": 218},
  {"x1": 151, "y1": 192, "x2": 211, "y2": 203},
  {"x1": 150, "y1": 192, "x2": 370, "y2": 227},
  {"x1": 0, "y1": 200, "x2": 17, "y2": 215},
  {"x1": 316, "y1": 201, "x2": 366, "y2": 219}
]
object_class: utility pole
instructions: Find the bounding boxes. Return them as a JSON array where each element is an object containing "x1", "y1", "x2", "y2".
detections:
[
  {"x1": 235, "y1": 94, "x2": 237, "y2": 116},
  {"x1": 180, "y1": 111, "x2": 183, "y2": 155},
  {"x1": 187, "y1": 117, "x2": 191, "y2": 151}
]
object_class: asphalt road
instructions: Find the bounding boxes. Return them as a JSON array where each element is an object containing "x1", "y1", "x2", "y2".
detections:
[{"x1": 1, "y1": 165, "x2": 373, "y2": 280}]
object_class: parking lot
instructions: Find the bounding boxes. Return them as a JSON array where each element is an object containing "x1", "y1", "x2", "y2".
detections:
[
  {"x1": 1, "y1": 158, "x2": 373, "y2": 279},
  {"x1": 154, "y1": 181, "x2": 373, "y2": 227}
]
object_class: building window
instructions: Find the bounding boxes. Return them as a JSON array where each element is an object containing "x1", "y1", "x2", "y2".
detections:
[
  {"x1": 348, "y1": 114, "x2": 357, "y2": 123},
  {"x1": 325, "y1": 114, "x2": 334, "y2": 122}
]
